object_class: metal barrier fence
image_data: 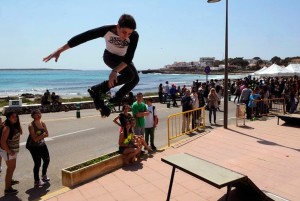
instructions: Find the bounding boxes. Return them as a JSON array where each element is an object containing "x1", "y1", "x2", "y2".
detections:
[
  {"x1": 167, "y1": 107, "x2": 205, "y2": 146},
  {"x1": 251, "y1": 98, "x2": 285, "y2": 118}
]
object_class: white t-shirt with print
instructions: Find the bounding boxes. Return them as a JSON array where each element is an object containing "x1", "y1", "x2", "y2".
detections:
[{"x1": 145, "y1": 105, "x2": 157, "y2": 128}]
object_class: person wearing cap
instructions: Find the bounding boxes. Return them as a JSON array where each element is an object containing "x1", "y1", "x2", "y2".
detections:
[
  {"x1": 27, "y1": 109, "x2": 50, "y2": 187},
  {"x1": 0, "y1": 112, "x2": 22, "y2": 195}
]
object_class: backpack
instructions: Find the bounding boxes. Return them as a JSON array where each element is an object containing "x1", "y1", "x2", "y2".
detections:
[{"x1": 153, "y1": 106, "x2": 158, "y2": 125}]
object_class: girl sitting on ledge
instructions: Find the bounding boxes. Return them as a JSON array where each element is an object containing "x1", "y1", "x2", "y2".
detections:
[
  {"x1": 118, "y1": 118, "x2": 151, "y2": 164},
  {"x1": 118, "y1": 119, "x2": 140, "y2": 164}
]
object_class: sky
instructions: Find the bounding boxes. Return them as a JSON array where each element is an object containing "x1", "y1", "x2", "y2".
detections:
[{"x1": 1, "y1": 0, "x2": 300, "y2": 70}]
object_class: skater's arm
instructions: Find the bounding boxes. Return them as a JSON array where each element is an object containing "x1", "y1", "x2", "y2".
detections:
[
  {"x1": 108, "y1": 62, "x2": 127, "y2": 88},
  {"x1": 43, "y1": 26, "x2": 112, "y2": 63},
  {"x1": 43, "y1": 44, "x2": 70, "y2": 62},
  {"x1": 67, "y1": 25, "x2": 113, "y2": 48},
  {"x1": 122, "y1": 32, "x2": 139, "y2": 65}
]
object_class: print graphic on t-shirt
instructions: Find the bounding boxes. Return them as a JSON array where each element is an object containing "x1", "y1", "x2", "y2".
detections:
[
  {"x1": 104, "y1": 31, "x2": 130, "y2": 56},
  {"x1": 108, "y1": 36, "x2": 129, "y2": 48}
]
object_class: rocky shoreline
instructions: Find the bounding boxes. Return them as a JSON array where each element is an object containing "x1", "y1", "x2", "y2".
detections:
[{"x1": 139, "y1": 69, "x2": 255, "y2": 75}]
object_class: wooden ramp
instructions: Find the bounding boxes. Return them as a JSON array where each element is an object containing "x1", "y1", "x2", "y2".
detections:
[
  {"x1": 162, "y1": 153, "x2": 289, "y2": 201},
  {"x1": 232, "y1": 178, "x2": 289, "y2": 201},
  {"x1": 277, "y1": 114, "x2": 300, "y2": 125}
]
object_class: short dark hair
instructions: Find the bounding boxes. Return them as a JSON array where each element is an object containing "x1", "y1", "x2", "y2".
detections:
[
  {"x1": 118, "y1": 14, "x2": 136, "y2": 30},
  {"x1": 147, "y1": 98, "x2": 153, "y2": 103},
  {"x1": 31, "y1": 109, "x2": 41, "y2": 118},
  {"x1": 137, "y1": 92, "x2": 143, "y2": 96}
]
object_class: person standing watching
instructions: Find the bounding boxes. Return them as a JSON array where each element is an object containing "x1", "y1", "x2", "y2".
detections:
[
  {"x1": 163, "y1": 81, "x2": 170, "y2": 103},
  {"x1": 131, "y1": 93, "x2": 149, "y2": 136},
  {"x1": 113, "y1": 104, "x2": 132, "y2": 133},
  {"x1": 27, "y1": 109, "x2": 50, "y2": 187},
  {"x1": 144, "y1": 98, "x2": 158, "y2": 151},
  {"x1": 169, "y1": 84, "x2": 178, "y2": 107},
  {"x1": 208, "y1": 88, "x2": 219, "y2": 125},
  {"x1": 181, "y1": 90, "x2": 193, "y2": 133},
  {"x1": 240, "y1": 83, "x2": 252, "y2": 119},
  {"x1": 158, "y1": 83, "x2": 163, "y2": 103},
  {"x1": 0, "y1": 112, "x2": 22, "y2": 195},
  {"x1": 191, "y1": 88, "x2": 199, "y2": 129}
]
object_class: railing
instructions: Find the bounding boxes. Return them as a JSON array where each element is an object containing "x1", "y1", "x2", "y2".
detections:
[
  {"x1": 251, "y1": 98, "x2": 285, "y2": 119},
  {"x1": 167, "y1": 107, "x2": 205, "y2": 146}
]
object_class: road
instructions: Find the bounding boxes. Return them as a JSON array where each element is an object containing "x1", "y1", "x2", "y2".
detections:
[{"x1": 0, "y1": 100, "x2": 239, "y2": 200}]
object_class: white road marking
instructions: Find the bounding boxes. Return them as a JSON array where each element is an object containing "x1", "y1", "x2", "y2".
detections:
[{"x1": 20, "y1": 128, "x2": 95, "y2": 146}]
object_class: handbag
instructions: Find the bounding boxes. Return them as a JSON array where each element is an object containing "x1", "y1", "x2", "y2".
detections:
[{"x1": 25, "y1": 135, "x2": 32, "y2": 149}]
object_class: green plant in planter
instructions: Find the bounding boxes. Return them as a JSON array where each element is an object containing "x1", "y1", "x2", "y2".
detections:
[{"x1": 66, "y1": 151, "x2": 119, "y2": 172}]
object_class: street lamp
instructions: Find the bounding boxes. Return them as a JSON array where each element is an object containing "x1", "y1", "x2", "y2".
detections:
[{"x1": 207, "y1": 0, "x2": 229, "y2": 129}]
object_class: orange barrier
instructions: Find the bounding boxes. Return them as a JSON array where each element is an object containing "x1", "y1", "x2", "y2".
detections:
[
  {"x1": 251, "y1": 98, "x2": 285, "y2": 119},
  {"x1": 167, "y1": 107, "x2": 205, "y2": 147}
]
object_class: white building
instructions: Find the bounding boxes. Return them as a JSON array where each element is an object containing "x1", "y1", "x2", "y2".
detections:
[{"x1": 199, "y1": 57, "x2": 215, "y2": 67}]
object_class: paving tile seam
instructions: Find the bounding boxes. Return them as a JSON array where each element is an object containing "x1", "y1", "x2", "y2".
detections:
[
  {"x1": 170, "y1": 130, "x2": 211, "y2": 149},
  {"x1": 191, "y1": 130, "x2": 297, "y2": 157}
]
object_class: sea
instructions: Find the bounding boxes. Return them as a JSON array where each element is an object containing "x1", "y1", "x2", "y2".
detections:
[{"x1": 0, "y1": 69, "x2": 250, "y2": 98}]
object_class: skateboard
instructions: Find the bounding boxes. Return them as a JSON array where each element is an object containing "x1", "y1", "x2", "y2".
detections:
[{"x1": 88, "y1": 89, "x2": 111, "y2": 117}]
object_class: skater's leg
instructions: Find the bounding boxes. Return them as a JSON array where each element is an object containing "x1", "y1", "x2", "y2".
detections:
[
  {"x1": 103, "y1": 53, "x2": 140, "y2": 102},
  {"x1": 91, "y1": 81, "x2": 110, "y2": 95},
  {"x1": 114, "y1": 64, "x2": 139, "y2": 99}
]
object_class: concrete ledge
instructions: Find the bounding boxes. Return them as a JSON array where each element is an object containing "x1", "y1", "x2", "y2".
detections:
[
  {"x1": 61, "y1": 152, "x2": 123, "y2": 188},
  {"x1": 1, "y1": 95, "x2": 161, "y2": 115},
  {"x1": 2, "y1": 101, "x2": 95, "y2": 115}
]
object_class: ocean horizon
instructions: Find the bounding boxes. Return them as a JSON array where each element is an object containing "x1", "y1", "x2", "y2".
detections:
[{"x1": 0, "y1": 69, "x2": 250, "y2": 98}]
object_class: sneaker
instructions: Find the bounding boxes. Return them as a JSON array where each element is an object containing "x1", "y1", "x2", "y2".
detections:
[
  {"x1": 4, "y1": 188, "x2": 18, "y2": 195},
  {"x1": 151, "y1": 145, "x2": 157, "y2": 151},
  {"x1": 11, "y1": 179, "x2": 20, "y2": 185},
  {"x1": 35, "y1": 180, "x2": 46, "y2": 187},
  {"x1": 42, "y1": 175, "x2": 50, "y2": 182},
  {"x1": 88, "y1": 89, "x2": 101, "y2": 110}
]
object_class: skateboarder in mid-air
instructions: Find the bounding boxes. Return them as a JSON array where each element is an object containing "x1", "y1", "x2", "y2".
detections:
[{"x1": 43, "y1": 14, "x2": 139, "y2": 117}]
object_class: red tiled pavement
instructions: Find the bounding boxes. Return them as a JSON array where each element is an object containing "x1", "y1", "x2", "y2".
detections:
[{"x1": 44, "y1": 117, "x2": 300, "y2": 201}]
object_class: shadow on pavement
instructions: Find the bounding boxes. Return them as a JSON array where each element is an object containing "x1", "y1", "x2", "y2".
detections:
[
  {"x1": 122, "y1": 162, "x2": 143, "y2": 172},
  {"x1": 228, "y1": 128, "x2": 300, "y2": 152},
  {"x1": 217, "y1": 188, "x2": 264, "y2": 201},
  {"x1": 0, "y1": 195, "x2": 22, "y2": 201},
  {"x1": 281, "y1": 122, "x2": 300, "y2": 128},
  {"x1": 236, "y1": 125, "x2": 254, "y2": 129},
  {"x1": 25, "y1": 183, "x2": 51, "y2": 201}
]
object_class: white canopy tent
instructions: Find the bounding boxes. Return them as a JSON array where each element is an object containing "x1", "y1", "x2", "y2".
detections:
[
  {"x1": 255, "y1": 64, "x2": 294, "y2": 77},
  {"x1": 285, "y1": 64, "x2": 300, "y2": 76},
  {"x1": 253, "y1": 66, "x2": 267, "y2": 74}
]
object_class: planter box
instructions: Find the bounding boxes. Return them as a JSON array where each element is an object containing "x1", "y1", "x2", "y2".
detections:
[{"x1": 62, "y1": 151, "x2": 123, "y2": 188}]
